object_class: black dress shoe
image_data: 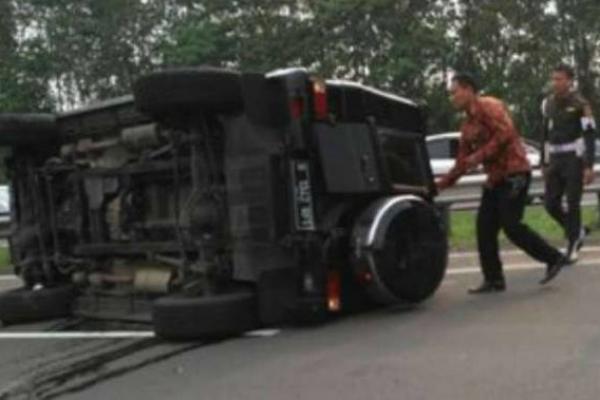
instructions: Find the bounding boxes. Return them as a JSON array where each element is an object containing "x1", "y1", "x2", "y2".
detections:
[
  {"x1": 540, "y1": 256, "x2": 568, "y2": 285},
  {"x1": 468, "y1": 281, "x2": 506, "y2": 294}
]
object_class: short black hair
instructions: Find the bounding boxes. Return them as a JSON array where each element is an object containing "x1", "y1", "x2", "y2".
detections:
[
  {"x1": 452, "y1": 72, "x2": 479, "y2": 93},
  {"x1": 553, "y1": 64, "x2": 575, "y2": 80}
]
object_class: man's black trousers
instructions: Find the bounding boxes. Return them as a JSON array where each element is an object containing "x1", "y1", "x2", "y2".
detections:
[
  {"x1": 544, "y1": 153, "x2": 584, "y2": 244},
  {"x1": 477, "y1": 173, "x2": 563, "y2": 283}
]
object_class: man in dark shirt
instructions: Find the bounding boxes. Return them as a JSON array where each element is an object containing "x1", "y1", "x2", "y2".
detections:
[
  {"x1": 541, "y1": 64, "x2": 596, "y2": 263},
  {"x1": 437, "y1": 73, "x2": 568, "y2": 293}
]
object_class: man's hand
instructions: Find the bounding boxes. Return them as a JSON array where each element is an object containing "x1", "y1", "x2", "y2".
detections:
[
  {"x1": 435, "y1": 178, "x2": 447, "y2": 192},
  {"x1": 584, "y1": 167, "x2": 595, "y2": 186},
  {"x1": 463, "y1": 154, "x2": 479, "y2": 171}
]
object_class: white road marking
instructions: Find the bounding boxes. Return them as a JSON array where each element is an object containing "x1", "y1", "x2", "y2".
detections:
[
  {"x1": 244, "y1": 329, "x2": 281, "y2": 338},
  {"x1": 0, "y1": 331, "x2": 156, "y2": 340},
  {"x1": 0, "y1": 329, "x2": 284, "y2": 340},
  {"x1": 447, "y1": 259, "x2": 598, "y2": 276},
  {"x1": 441, "y1": 279, "x2": 458, "y2": 286},
  {"x1": 449, "y1": 245, "x2": 600, "y2": 259},
  {"x1": 0, "y1": 329, "x2": 286, "y2": 340},
  {"x1": 0, "y1": 275, "x2": 18, "y2": 282}
]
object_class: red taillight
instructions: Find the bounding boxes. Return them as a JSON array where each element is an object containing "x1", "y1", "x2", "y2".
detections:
[
  {"x1": 290, "y1": 97, "x2": 304, "y2": 119},
  {"x1": 357, "y1": 270, "x2": 373, "y2": 285},
  {"x1": 327, "y1": 270, "x2": 341, "y2": 312},
  {"x1": 312, "y1": 79, "x2": 328, "y2": 120}
]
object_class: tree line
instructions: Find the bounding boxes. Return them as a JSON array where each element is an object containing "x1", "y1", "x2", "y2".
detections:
[{"x1": 1, "y1": 0, "x2": 600, "y2": 138}]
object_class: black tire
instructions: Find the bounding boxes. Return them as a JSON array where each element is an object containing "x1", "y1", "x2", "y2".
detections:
[
  {"x1": 152, "y1": 290, "x2": 259, "y2": 340},
  {"x1": 374, "y1": 203, "x2": 448, "y2": 303},
  {"x1": 0, "y1": 286, "x2": 75, "y2": 324},
  {"x1": 353, "y1": 197, "x2": 448, "y2": 305},
  {"x1": 0, "y1": 114, "x2": 58, "y2": 146},
  {"x1": 133, "y1": 67, "x2": 243, "y2": 117}
]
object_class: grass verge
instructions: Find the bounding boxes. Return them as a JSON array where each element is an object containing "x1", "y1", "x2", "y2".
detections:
[
  {"x1": 449, "y1": 205, "x2": 600, "y2": 251},
  {"x1": 0, "y1": 246, "x2": 11, "y2": 274}
]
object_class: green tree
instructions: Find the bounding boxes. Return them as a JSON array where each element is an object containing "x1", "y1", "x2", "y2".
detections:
[
  {"x1": 0, "y1": 1, "x2": 52, "y2": 112},
  {"x1": 11, "y1": 0, "x2": 184, "y2": 109},
  {"x1": 3, "y1": 0, "x2": 600, "y2": 141},
  {"x1": 551, "y1": 0, "x2": 600, "y2": 111}
]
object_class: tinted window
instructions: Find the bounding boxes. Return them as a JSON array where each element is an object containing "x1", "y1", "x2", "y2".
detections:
[{"x1": 380, "y1": 132, "x2": 428, "y2": 186}]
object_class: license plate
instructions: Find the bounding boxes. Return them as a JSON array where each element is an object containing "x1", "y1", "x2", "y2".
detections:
[{"x1": 291, "y1": 160, "x2": 316, "y2": 231}]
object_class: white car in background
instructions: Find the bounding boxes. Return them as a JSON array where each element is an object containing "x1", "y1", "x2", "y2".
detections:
[
  {"x1": 427, "y1": 132, "x2": 541, "y2": 177},
  {"x1": 0, "y1": 185, "x2": 9, "y2": 215},
  {"x1": 0, "y1": 185, "x2": 10, "y2": 237}
]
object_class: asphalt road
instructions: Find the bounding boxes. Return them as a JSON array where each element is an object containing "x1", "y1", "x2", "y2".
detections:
[{"x1": 2, "y1": 249, "x2": 600, "y2": 399}]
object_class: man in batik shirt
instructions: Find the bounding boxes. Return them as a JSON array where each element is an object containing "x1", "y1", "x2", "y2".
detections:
[{"x1": 437, "y1": 73, "x2": 568, "y2": 293}]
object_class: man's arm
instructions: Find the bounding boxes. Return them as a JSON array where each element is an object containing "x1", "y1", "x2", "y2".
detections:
[
  {"x1": 581, "y1": 100, "x2": 596, "y2": 185},
  {"x1": 581, "y1": 101, "x2": 596, "y2": 168},
  {"x1": 436, "y1": 135, "x2": 471, "y2": 190},
  {"x1": 540, "y1": 98, "x2": 549, "y2": 168}
]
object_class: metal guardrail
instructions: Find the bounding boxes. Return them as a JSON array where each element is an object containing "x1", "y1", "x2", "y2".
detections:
[
  {"x1": 435, "y1": 163, "x2": 600, "y2": 209},
  {"x1": 0, "y1": 215, "x2": 10, "y2": 239},
  {"x1": 0, "y1": 165, "x2": 598, "y2": 239}
]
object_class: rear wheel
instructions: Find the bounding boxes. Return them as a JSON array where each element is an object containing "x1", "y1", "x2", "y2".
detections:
[
  {"x1": 352, "y1": 196, "x2": 448, "y2": 304},
  {"x1": 152, "y1": 290, "x2": 259, "y2": 340}
]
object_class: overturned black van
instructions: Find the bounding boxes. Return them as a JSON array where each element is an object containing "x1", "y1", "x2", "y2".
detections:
[{"x1": 0, "y1": 67, "x2": 447, "y2": 339}]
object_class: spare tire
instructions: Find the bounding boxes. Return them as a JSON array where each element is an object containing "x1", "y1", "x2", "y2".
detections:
[
  {"x1": 0, "y1": 114, "x2": 59, "y2": 146},
  {"x1": 351, "y1": 195, "x2": 448, "y2": 305},
  {"x1": 0, "y1": 285, "x2": 75, "y2": 324},
  {"x1": 152, "y1": 290, "x2": 259, "y2": 340},
  {"x1": 133, "y1": 67, "x2": 243, "y2": 117}
]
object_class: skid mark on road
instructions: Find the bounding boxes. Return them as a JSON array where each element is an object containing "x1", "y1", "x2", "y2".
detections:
[
  {"x1": 0, "y1": 338, "x2": 205, "y2": 400},
  {"x1": 0, "y1": 322, "x2": 282, "y2": 399}
]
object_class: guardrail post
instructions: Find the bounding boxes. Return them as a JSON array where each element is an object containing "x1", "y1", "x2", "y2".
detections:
[
  {"x1": 437, "y1": 204, "x2": 451, "y2": 236},
  {"x1": 596, "y1": 192, "x2": 600, "y2": 228}
]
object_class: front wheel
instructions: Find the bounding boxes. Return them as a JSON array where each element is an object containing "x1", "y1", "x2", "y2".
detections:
[
  {"x1": 0, "y1": 114, "x2": 58, "y2": 147},
  {"x1": 0, "y1": 286, "x2": 75, "y2": 324},
  {"x1": 133, "y1": 67, "x2": 243, "y2": 118}
]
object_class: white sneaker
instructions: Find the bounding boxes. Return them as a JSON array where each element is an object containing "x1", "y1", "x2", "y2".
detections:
[
  {"x1": 567, "y1": 228, "x2": 586, "y2": 264},
  {"x1": 567, "y1": 245, "x2": 579, "y2": 264}
]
